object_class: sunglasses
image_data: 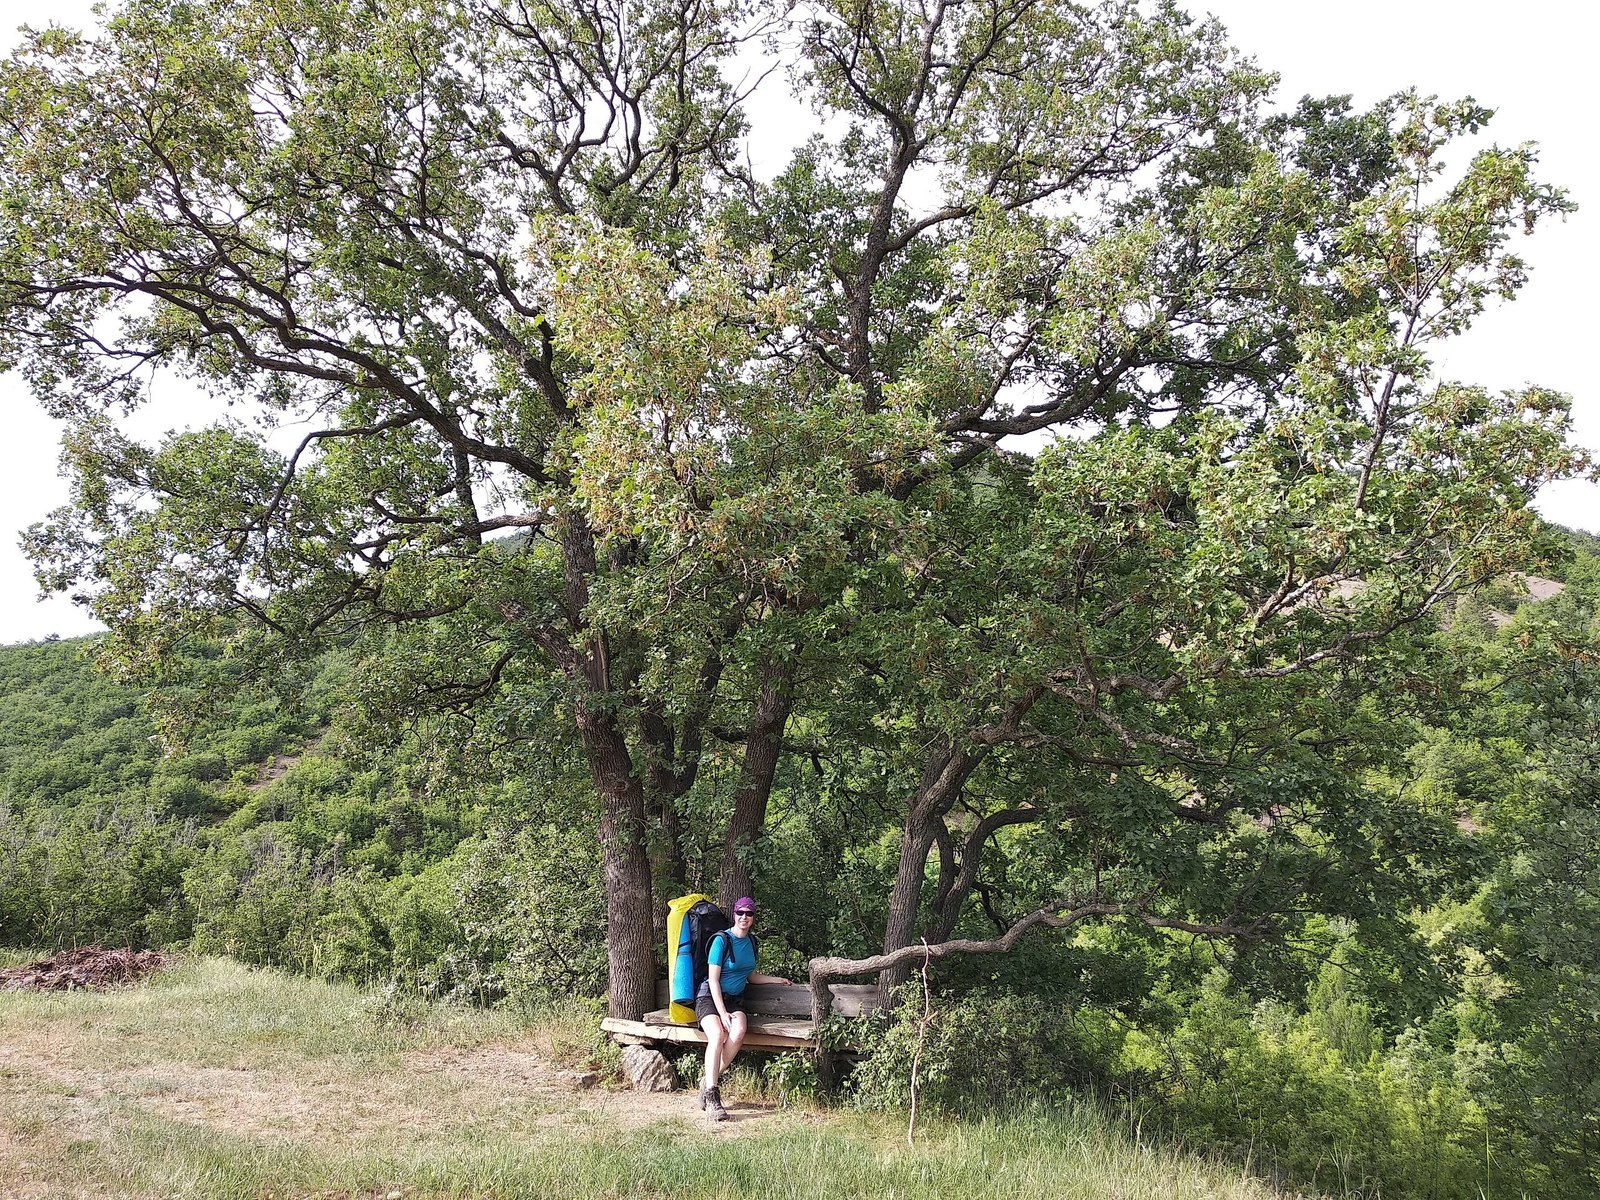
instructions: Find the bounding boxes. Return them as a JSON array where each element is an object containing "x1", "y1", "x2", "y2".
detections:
[{"x1": 734, "y1": 910, "x2": 755, "y2": 918}]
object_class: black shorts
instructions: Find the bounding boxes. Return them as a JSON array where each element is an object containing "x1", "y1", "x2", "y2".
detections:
[{"x1": 695, "y1": 988, "x2": 747, "y2": 1023}]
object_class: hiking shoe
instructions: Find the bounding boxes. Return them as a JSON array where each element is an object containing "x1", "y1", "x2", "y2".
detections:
[{"x1": 705, "y1": 1085, "x2": 728, "y2": 1122}]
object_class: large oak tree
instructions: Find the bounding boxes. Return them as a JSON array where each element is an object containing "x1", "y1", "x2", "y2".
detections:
[{"x1": 1, "y1": 0, "x2": 1583, "y2": 1018}]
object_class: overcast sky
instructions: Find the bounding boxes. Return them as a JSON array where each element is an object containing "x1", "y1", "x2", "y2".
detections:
[{"x1": 2, "y1": 0, "x2": 1593, "y2": 644}]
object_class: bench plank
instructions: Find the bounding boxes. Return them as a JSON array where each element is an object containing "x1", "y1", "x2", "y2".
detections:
[
  {"x1": 640, "y1": 1008, "x2": 817, "y2": 1040},
  {"x1": 610, "y1": 979, "x2": 881, "y2": 1052},
  {"x1": 600, "y1": 1016, "x2": 817, "y2": 1051}
]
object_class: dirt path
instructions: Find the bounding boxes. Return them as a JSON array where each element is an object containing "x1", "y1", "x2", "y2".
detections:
[
  {"x1": 0, "y1": 1027, "x2": 819, "y2": 1200},
  {"x1": 410, "y1": 1044, "x2": 808, "y2": 1134}
]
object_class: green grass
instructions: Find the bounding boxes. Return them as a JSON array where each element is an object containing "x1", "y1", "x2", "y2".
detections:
[
  {"x1": 94, "y1": 1112, "x2": 1299, "y2": 1200},
  {"x1": 0, "y1": 945, "x2": 41, "y2": 968},
  {"x1": 0, "y1": 956, "x2": 1303, "y2": 1199}
]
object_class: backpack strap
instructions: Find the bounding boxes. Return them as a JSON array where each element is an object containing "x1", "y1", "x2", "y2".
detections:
[{"x1": 711, "y1": 929, "x2": 750, "y2": 971}]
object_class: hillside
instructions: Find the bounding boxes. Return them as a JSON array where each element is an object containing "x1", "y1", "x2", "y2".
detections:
[
  {"x1": 0, "y1": 633, "x2": 363, "y2": 819},
  {"x1": 0, "y1": 957, "x2": 1294, "y2": 1200},
  {"x1": 1, "y1": 526, "x2": 1598, "y2": 1198},
  {"x1": 0, "y1": 633, "x2": 495, "y2": 981}
]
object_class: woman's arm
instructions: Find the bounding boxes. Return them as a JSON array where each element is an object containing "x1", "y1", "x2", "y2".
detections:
[{"x1": 708, "y1": 961, "x2": 729, "y2": 1023}]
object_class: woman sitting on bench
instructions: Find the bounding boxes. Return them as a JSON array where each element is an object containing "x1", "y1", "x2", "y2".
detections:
[{"x1": 696, "y1": 897, "x2": 791, "y2": 1121}]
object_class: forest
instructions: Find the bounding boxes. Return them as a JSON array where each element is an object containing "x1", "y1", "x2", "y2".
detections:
[{"x1": 1, "y1": 0, "x2": 1596, "y2": 1195}]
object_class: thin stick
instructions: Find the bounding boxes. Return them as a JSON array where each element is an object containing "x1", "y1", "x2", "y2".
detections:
[{"x1": 907, "y1": 938, "x2": 933, "y2": 1147}]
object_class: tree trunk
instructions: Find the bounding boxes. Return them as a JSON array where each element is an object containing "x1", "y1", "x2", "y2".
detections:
[
  {"x1": 650, "y1": 793, "x2": 685, "y2": 955},
  {"x1": 717, "y1": 660, "x2": 793, "y2": 908},
  {"x1": 924, "y1": 806, "x2": 1044, "y2": 944},
  {"x1": 577, "y1": 697, "x2": 658, "y2": 1021},
  {"x1": 640, "y1": 705, "x2": 689, "y2": 932},
  {"x1": 879, "y1": 818, "x2": 938, "y2": 1001},
  {"x1": 640, "y1": 646, "x2": 723, "y2": 913},
  {"x1": 537, "y1": 519, "x2": 660, "y2": 1020},
  {"x1": 877, "y1": 745, "x2": 986, "y2": 1000}
]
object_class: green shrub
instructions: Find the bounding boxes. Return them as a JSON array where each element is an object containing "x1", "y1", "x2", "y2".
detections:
[
  {"x1": 454, "y1": 821, "x2": 606, "y2": 1011},
  {"x1": 1120, "y1": 970, "x2": 1488, "y2": 1199},
  {"x1": 373, "y1": 854, "x2": 504, "y2": 1004},
  {"x1": 0, "y1": 803, "x2": 193, "y2": 948},
  {"x1": 763, "y1": 1051, "x2": 822, "y2": 1106},
  {"x1": 184, "y1": 828, "x2": 329, "y2": 968},
  {"x1": 147, "y1": 773, "x2": 219, "y2": 817},
  {"x1": 849, "y1": 987, "x2": 1098, "y2": 1116}
]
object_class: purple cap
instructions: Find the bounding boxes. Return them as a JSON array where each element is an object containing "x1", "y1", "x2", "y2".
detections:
[{"x1": 733, "y1": 897, "x2": 756, "y2": 914}]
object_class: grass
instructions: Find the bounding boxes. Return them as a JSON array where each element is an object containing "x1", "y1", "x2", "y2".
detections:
[
  {"x1": 0, "y1": 945, "x2": 40, "y2": 968},
  {"x1": 0, "y1": 956, "x2": 1303, "y2": 1199}
]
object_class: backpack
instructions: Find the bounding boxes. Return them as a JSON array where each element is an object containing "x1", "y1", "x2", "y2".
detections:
[
  {"x1": 665, "y1": 895, "x2": 759, "y2": 1023},
  {"x1": 667, "y1": 895, "x2": 724, "y2": 1022}
]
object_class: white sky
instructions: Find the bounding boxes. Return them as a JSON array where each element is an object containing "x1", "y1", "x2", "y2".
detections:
[{"x1": 1, "y1": 0, "x2": 1594, "y2": 644}]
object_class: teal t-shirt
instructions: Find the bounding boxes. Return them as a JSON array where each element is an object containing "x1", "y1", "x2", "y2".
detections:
[{"x1": 705, "y1": 930, "x2": 758, "y2": 996}]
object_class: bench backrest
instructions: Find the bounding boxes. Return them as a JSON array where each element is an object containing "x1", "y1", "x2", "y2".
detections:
[{"x1": 653, "y1": 980, "x2": 880, "y2": 1018}]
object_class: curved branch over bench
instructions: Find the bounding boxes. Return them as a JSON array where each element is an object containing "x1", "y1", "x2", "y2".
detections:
[{"x1": 804, "y1": 903, "x2": 1274, "y2": 1023}]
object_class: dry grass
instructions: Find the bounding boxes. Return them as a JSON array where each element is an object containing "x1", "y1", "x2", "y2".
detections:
[
  {"x1": 0, "y1": 957, "x2": 820, "y2": 1198},
  {"x1": 0, "y1": 956, "x2": 1304, "y2": 1199}
]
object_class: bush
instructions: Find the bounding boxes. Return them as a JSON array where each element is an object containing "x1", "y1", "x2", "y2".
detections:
[
  {"x1": 0, "y1": 803, "x2": 193, "y2": 948},
  {"x1": 147, "y1": 773, "x2": 220, "y2": 817},
  {"x1": 1119, "y1": 970, "x2": 1488, "y2": 1199},
  {"x1": 371, "y1": 854, "x2": 501, "y2": 1004},
  {"x1": 849, "y1": 987, "x2": 1099, "y2": 1116},
  {"x1": 454, "y1": 821, "x2": 606, "y2": 1012},
  {"x1": 763, "y1": 1051, "x2": 822, "y2": 1107},
  {"x1": 184, "y1": 828, "x2": 331, "y2": 968}
]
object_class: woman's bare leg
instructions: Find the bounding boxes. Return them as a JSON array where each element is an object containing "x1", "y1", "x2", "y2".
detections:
[{"x1": 700, "y1": 1013, "x2": 727, "y2": 1088}]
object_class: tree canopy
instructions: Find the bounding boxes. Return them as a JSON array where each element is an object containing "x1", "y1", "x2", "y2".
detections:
[{"x1": 0, "y1": 0, "x2": 1585, "y2": 1019}]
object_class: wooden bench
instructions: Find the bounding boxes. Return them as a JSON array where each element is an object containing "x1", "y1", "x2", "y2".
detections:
[{"x1": 600, "y1": 982, "x2": 881, "y2": 1051}]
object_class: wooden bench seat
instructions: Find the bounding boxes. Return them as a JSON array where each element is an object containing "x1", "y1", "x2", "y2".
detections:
[{"x1": 600, "y1": 982, "x2": 880, "y2": 1051}]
